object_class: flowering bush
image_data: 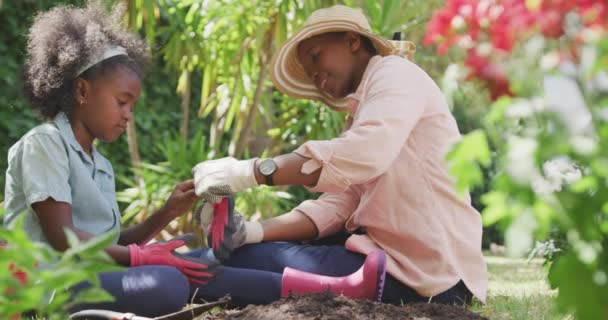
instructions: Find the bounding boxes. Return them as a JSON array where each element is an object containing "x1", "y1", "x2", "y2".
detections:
[
  {"x1": 425, "y1": 0, "x2": 606, "y2": 99},
  {"x1": 427, "y1": 1, "x2": 608, "y2": 319}
]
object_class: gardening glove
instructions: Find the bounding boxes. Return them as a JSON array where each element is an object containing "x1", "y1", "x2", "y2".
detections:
[
  {"x1": 194, "y1": 196, "x2": 263, "y2": 261},
  {"x1": 192, "y1": 157, "x2": 258, "y2": 199},
  {"x1": 128, "y1": 234, "x2": 222, "y2": 285}
]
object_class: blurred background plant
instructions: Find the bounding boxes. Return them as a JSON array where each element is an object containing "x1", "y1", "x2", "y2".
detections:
[
  {"x1": 428, "y1": 1, "x2": 608, "y2": 319},
  {"x1": 0, "y1": 217, "x2": 119, "y2": 319}
]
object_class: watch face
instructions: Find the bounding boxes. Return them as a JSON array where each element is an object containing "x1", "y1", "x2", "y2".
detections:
[{"x1": 259, "y1": 159, "x2": 277, "y2": 175}]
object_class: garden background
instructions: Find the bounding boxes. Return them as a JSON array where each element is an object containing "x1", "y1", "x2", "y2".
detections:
[{"x1": 1, "y1": 0, "x2": 606, "y2": 319}]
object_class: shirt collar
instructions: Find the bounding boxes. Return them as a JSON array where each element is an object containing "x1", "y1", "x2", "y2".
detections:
[
  {"x1": 345, "y1": 55, "x2": 383, "y2": 111},
  {"x1": 53, "y1": 112, "x2": 111, "y2": 175},
  {"x1": 347, "y1": 55, "x2": 382, "y2": 100}
]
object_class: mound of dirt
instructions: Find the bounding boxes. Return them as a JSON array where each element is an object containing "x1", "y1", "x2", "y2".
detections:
[{"x1": 213, "y1": 292, "x2": 488, "y2": 320}]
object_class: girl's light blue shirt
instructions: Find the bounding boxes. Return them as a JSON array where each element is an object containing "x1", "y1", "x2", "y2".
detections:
[{"x1": 4, "y1": 112, "x2": 121, "y2": 245}]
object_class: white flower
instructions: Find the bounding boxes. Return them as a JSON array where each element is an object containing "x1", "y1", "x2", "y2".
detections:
[
  {"x1": 476, "y1": 42, "x2": 493, "y2": 57},
  {"x1": 457, "y1": 35, "x2": 475, "y2": 49},
  {"x1": 570, "y1": 135, "x2": 598, "y2": 156},
  {"x1": 545, "y1": 157, "x2": 581, "y2": 183},
  {"x1": 451, "y1": 15, "x2": 466, "y2": 31},
  {"x1": 488, "y1": 4, "x2": 503, "y2": 20},
  {"x1": 597, "y1": 108, "x2": 608, "y2": 121},
  {"x1": 530, "y1": 157, "x2": 582, "y2": 195},
  {"x1": 531, "y1": 175, "x2": 560, "y2": 195},
  {"x1": 479, "y1": 17, "x2": 490, "y2": 29},
  {"x1": 441, "y1": 64, "x2": 464, "y2": 107},
  {"x1": 459, "y1": 4, "x2": 473, "y2": 17},
  {"x1": 506, "y1": 136, "x2": 538, "y2": 185},
  {"x1": 504, "y1": 97, "x2": 545, "y2": 119},
  {"x1": 506, "y1": 209, "x2": 537, "y2": 257},
  {"x1": 593, "y1": 271, "x2": 607, "y2": 286},
  {"x1": 540, "y1": 51, "x2": 560, "y2": 71},
  {"x1": 544, "y1": 75, "x2": 592, "y2": 134}
]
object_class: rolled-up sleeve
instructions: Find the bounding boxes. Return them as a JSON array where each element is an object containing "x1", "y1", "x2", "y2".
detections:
[
  {"x1": 293, "y1": 186, "x2": 360, "y2": 238},
  {"x1": 295, "y1": 58, "x2": 429, "y2": 193},
  {"x1": 21, "y1": 134, "x2": 72, "y2": 206}
]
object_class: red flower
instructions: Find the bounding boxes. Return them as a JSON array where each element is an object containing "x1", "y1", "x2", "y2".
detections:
[
  {"x1": 424, "y1": 0, "x2": 606, "y2": 100},
  {"x1": 465, "y1": 50, "x2": 513, "y2": 100}
]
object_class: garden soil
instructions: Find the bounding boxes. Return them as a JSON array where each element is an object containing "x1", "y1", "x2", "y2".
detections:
[{"x1": 201, "y1": 292, "x2": 488, "y2": 320}]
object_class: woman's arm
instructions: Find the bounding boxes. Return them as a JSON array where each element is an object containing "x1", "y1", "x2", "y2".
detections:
[
  {"x1": 254, "y1": 59, "x2": 428, "y2": 193},
  {"x1": 253, "y1": 153, "x2": 321, "y2": 187},
  {"x1": 32, "y1": 198, "x2": 131, "y2": 265},
  {"x1": 261, "y1": 209, "x2": 319, "y2": 241}
]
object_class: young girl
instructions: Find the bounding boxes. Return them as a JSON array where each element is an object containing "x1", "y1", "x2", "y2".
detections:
[
  {"x1": 5, "y1": 2, "x2": 387, "y2": 315},
  {"x1": 193, "y1": 5, "x2": 488, "y2": 305},
  {"x1": 3, "y1": 3, "x2": 220, "y2": 317}
]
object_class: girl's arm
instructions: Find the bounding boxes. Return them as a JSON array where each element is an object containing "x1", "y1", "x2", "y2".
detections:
[
  {"x1": 32, "y1": 199, "x2": 131, "y2": 266},
  {"x1": 33, "y1": 179, "x2": 196, "y2": 264},
  {"x1": 117, "y1": 179, "x2": 198, "y2": 246},
  {"x1": 116, "y1": 205, "x2": 176, "y2": 246}
]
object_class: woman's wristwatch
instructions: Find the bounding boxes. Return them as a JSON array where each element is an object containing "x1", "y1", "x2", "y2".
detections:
[{"x1": 258, "y1": 158, "x2": 278, "y2": 186}]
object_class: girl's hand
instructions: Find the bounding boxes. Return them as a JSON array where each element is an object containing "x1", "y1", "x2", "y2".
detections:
[{"x1": 162, "y1": 180, "x2": 199, "y2": 220}]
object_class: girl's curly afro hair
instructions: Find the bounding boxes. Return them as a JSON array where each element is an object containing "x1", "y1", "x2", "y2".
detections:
[{"x1": 23, "y1": 1, "x2": 150, "y2": 120}]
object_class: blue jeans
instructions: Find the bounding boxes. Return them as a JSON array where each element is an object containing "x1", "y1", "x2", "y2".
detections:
[
  {"x1": 190, "y1": 241, "x2": 473, "y2": 306},
  {"x1": 72, "y1": 242, "x2": 472, "y2": 316},
  {"x1": 70, "y1": 265, "x2": 190, "y2": 317}
]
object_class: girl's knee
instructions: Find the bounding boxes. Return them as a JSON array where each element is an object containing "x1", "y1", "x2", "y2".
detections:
[
  {"x1": 154, "y1": 266, "x2": 190, "y2": 307},
  {"x1": 123, "y1": 265, "x2": 189, "y2": 316}
]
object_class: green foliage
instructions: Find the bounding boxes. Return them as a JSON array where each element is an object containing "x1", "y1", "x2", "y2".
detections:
[
  {"x1": 268, "y1": 94, "x2": 346, "y2": 154},
  {"x1": 0, "y1": 217, "x2": 119, "y2": 319},
  {"x1": 447, "y1": 129, "x2": 491, "y2": 195},
  {"x1": 235, "y1": 187, "x2": 294, "y2": 220},
  {"x1": 0, "y1": 0, "x2": 86, "y2": 190},
  {"x1": 116, "y1": 130, "x2": 209, "y2": 226},
  {"x1": 447, "y1": 31, "x2": 608, "y2": 320}
]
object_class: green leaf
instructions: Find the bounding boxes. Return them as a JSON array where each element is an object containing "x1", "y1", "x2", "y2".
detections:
[
  {"x1": 548, "y1": 253, "x2": 608, "y2": 320},
  {"x1": 447, "y1": 129, "x2": 491, "y2": 194},
  {"x1": 62, "y1": 229, "x2": 117, "y2": 262},
  {"x1": 66, "y1": 287, "x2": 115, "y2": 309},
  {"x1": 481, "y1": 191, "x2": 510, "y2": 226}
]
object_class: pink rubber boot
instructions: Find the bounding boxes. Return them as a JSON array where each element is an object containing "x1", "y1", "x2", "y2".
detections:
[{"x1": 281, "y1": 250, "x2": 387, "y2": 302}]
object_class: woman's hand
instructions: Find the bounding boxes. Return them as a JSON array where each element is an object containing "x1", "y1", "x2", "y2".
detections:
[
  {"x1": 162, "y1": 179, "x2": 199, "y2": 220},
  {"x1": 191, "y1": 157, "x2": 259, "y2": 198}
]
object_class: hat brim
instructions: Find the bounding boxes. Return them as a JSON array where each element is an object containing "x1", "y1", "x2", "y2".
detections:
[{"x1": 270, "y1": 20, "x2": 398, "y2": 110}]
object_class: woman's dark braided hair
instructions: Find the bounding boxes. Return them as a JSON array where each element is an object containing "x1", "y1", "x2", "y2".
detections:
[{"x1": 23, "y1": 1, "x2": 150, "y2": 120}]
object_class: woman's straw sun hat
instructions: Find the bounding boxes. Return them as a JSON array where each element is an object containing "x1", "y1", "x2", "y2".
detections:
[{"x1": 270, "y1": 5, "x2": 415, "y2": 109}]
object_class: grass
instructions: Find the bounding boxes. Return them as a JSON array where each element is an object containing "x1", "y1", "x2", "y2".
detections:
[{"x1": 471, "y1": 255, "x2": 572, "y2": 320}]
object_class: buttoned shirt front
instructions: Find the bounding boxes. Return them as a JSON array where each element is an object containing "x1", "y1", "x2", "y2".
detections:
[
  {"x1": 292, "y1": 55, "x2": 488, "y2": 302},
  {"x1": 4, "y1": 113, "x2": 121, "y2": 245}
]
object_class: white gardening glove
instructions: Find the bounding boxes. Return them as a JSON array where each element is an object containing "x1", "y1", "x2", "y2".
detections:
[{"x1": 192, "y1": 157, "x2": 259, "y2": 198}]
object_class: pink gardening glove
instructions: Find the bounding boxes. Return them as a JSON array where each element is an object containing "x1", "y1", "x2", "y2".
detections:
[
  {"x1": 209, "y1": 198, "x2": 231, "y2": 252},
  {"x1": 128, "y1": 238, "x2": 220, "y2": 285},
  {"x1": 195, "y1": 196, "x2": 251, "y2": 261}
]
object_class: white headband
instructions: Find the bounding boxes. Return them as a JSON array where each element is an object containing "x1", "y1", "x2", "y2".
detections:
[{"x1": 77, "y1": 45, "x2": 128, "y2": 76}]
